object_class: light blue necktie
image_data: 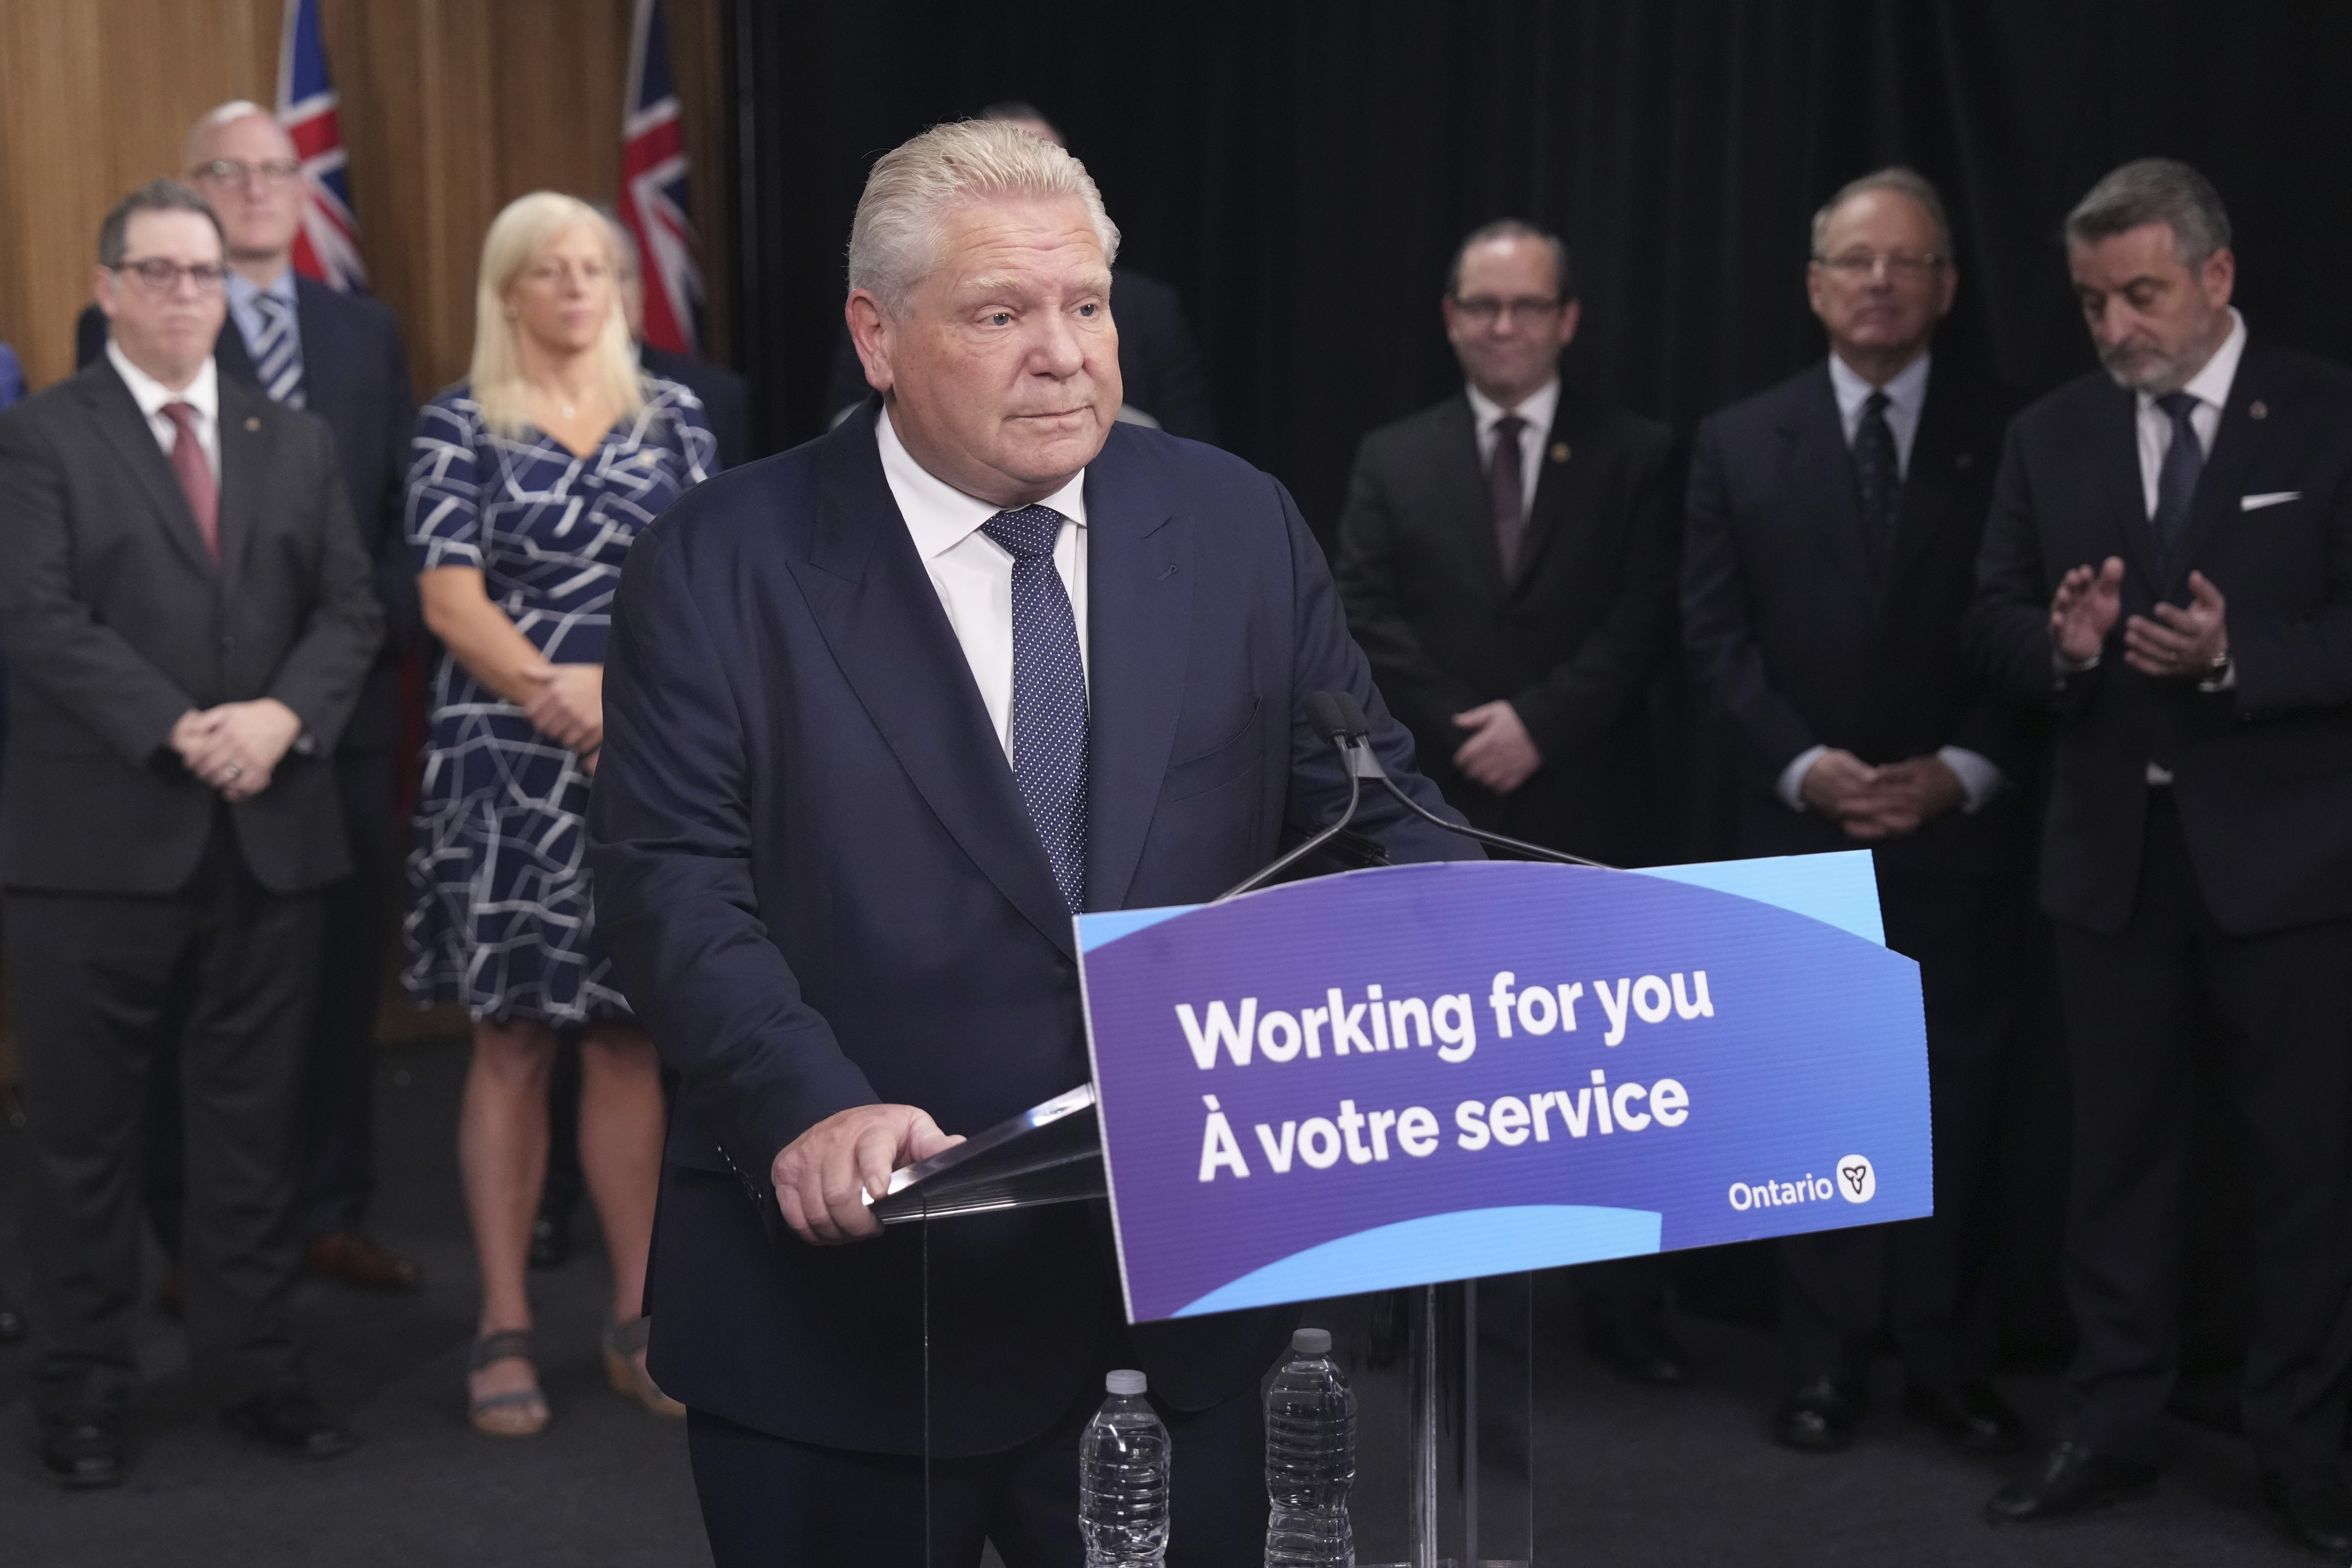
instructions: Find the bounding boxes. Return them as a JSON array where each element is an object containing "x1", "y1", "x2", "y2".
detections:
[
  {"x1": 981, "y1": 505, "x2": 1089, "y2": 914},
  {"x1": 249, "y1": 289, "x2": 306, "y2": 410}
]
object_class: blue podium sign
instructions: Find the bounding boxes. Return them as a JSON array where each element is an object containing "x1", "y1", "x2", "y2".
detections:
[{"x1": 1075, "y1": 854, "x2": 1929, "y2": 1323}]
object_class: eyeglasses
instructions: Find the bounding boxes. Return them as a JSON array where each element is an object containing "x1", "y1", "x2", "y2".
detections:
[
  {"x1": 1813, "y1": 250, "x2": 1947, "y2": 280},
  {"x1": 1451, "y1": 295, "x2": 1565, "y2": 325},
  {"x1": 191, "y1": 158, "x2": 303, "y2": 190},
  {"x1": 110, "y1": 258, "x2": 230, "y2": 294}
]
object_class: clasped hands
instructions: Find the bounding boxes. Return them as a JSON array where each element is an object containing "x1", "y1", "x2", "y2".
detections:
[
  {"x1": 169, "y1": 699, "x2": 302, "y2": 802},
  {"x1": 769, "y1": 1104, "x2": 966, "y2": 1245},
  {"x1": 1802, "y1": 750, "x2": 1965, "y2": 840},
  {"x1": 1451, "y1": 700, "x2": 1541, "y2": 793},
  {"x1": 2049, "y1": 555, "x2": 2229, "y2": 678},
  {"x1": 520, "y1": 659, "x2": 604, "y2": 769}
]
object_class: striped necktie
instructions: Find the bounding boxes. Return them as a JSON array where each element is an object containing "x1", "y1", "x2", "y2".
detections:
[
  {"x1": 249, "y1": 289, "x2": 306, "y2": 410},
  {"x1": 980, "y1": 504, "x2": 1090, "y2": 914}
]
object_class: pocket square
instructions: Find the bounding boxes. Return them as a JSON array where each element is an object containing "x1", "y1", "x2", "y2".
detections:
[{"x1": 2241, "y1": 491, "x2": 2300, "y2": 511}]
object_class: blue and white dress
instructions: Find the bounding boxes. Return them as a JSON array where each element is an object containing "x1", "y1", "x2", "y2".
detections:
[{"x1": 402, "y1": 377, "x2": 716, "y2": 1024}]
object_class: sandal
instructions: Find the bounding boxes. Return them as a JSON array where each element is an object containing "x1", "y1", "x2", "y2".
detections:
[
  {"x1": 468, "y1": 1328, "x2": 551, "y2": 1438},
  {"x1": 602, "y1": 1316, "x2": 687, "y2": 1418}
]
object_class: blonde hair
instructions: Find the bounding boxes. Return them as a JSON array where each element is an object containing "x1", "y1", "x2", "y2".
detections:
[
  {"x1": 848, "y1": 119, "x2": 1120, "y2": 314},
  {"x1": 469, "y1": 191, "x2": 644, "y2": 440}
]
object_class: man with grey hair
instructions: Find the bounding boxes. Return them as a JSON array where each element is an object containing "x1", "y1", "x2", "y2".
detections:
[
  {"x1": 1685, "y1": 165, "x2": 2031, "y2": 1457},
  {"x1": 587, "y1": 119, "x2": 1472, "y2": 1565},
  {"x1": 1970, "y1": 158, "x2": 2352, "y2": 1553}
]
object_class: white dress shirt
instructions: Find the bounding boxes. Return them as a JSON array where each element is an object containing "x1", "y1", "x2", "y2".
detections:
[
  {"x1": 2135, "y1": 307, "x2": 2245, "y2": 517},
  {"x1": 107, "y1": 339, "x2": 219, "y2": 480},
  {"x1": 874, "y1": 405, "x2": 1090, "y2": 761},
  {"x1": 1778, "y1": 349, "x2": 2002, "y2": 816},
  {"x1": 1828, "y1": 349, "x2": 1930, "y2": 477},
  {"x1": 1466, "y1": 377, "x2": 1559, "y2": 524}
]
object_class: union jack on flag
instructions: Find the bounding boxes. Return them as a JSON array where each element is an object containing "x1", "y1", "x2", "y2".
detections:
[
  {"x1": 621, "y1": 0, "x2": 702, "y2": 355},
  {"x1": 277, "y1": 0, "x2": 367, "y2": 291}
]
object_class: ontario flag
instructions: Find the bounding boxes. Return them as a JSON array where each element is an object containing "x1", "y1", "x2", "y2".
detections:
[
  {"x1": 276, "y1": 0, "x2": 367, "y2": 291},
  {"x1": 621, "y1": 0, "x2": 703, "y2": 355}
]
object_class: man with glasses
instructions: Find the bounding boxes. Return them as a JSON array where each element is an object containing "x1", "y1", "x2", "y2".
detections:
[
  {"x1": 1335, "y1": 218, "x2": 1688, "y2": 1385},
  {"x1": 0, "y1": 179, "x2": 381, "y2": 1484},
  {"x1": 1682, "y1": 167, "x2": 2030, "y2": 1455},
  {"x1": 76, "y1": 103, "x2": 422, "y2": 1306}
]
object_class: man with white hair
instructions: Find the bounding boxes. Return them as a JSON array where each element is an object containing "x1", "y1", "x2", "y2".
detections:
[
  {"x1": 589, "y1": 120, "x2": 1472, "y2": 1565},
  {"x1": 77, "y1": 102, "x2": 421, "y2": 1302}
]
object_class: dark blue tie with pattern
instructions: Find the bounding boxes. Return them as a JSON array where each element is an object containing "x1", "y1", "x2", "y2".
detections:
[
  {"x1": 2151, "y1": 390, "x2": 2205, "y2": 574},
  {"x1": 982, "y1": 504, "x2": 1089, "y2": 914}
]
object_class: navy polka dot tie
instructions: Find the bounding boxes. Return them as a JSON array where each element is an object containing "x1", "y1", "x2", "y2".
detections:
[{"x1": 982, "y1": 505, "x2": 1089, "y2": 914}]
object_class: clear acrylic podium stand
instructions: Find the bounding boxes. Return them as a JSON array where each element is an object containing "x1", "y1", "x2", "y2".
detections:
[{"x1": 871, "y1": 1086, "x2": 1537, "y2": 1568}]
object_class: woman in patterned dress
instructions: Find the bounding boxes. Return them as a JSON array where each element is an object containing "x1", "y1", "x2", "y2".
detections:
[{"x1": 405, "y1": 192, "x2": 714, "y2": 1437}]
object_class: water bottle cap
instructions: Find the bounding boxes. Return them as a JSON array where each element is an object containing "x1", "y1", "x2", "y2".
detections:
[
  {"x1": 1291, "y1": 1327, "x2": 1332, "y2": 1356},
  {"x1": 1105, "y1": 1369, "x2": 1147, "y2": 1396}
]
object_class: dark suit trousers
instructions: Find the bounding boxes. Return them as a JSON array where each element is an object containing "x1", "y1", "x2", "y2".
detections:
[
  {"x1": 143, "y1": 745, "x2": 392, "y2": 1250},
  {"x1": 9, "y1": 818, "x2": 319, "y2": 1414},
  {"x1": 2053, "y1": 792, "x2": 2352, "y2": 1476},
  {"x1": 1777, "y1": 866, "x2": 2016, "y2": 1392},
  {"x1": 688, "y1": 1368, "x2": 1264, "y2": 1568}
]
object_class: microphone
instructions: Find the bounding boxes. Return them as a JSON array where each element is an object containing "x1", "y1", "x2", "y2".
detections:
[
  {"x1": 1216, "y1": 691, "x2": 1370, "y2": 899},
  {"x1": 1322, "y1": 693, "x2": 1613, "y2": 870}
]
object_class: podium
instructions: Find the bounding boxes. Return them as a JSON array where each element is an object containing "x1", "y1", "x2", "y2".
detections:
[{"x1": 872, "y1": 851, "x2": 1929, "y2": 1567}]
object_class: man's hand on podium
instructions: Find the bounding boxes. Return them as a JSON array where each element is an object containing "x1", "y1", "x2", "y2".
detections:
[{"x1": 771, "y1": 1105, "x2": 964, "y2": 1245}]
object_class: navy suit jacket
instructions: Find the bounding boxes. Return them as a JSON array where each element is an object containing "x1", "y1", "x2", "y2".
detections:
[
  {"x1": 78, "y1": 279, "x2": 416, "y2": 748},
  {"x1": 1967, "y1": 337, "x2": 2352, "y2": 935},
  {"x1": 587, "y1": 407, "x2": 1472, "y2": 1456},
  {"x1": 1683, "y1": 358, "x2": 2031, "y2": 878}
]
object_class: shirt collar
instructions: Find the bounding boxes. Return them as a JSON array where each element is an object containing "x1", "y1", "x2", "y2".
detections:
[
  {"x1": 1828, "y1": 347, "x2": 1932, "y2": 421},
  {"x1": 2146, "y1": 307, "x2": 2247, "y2": 415},
  {"x1": 874, "y1": 402, "x2": 1089, "y2": 560},
  {"x1": 225, "y1": 264, "x2": 298, "y2": 314},
  {"x1": 106, "y1": 339, "x2": 217, "y2": 423},
  {"x1": 1465, "y1": 377, "x2": 1560, "y2": 439}
]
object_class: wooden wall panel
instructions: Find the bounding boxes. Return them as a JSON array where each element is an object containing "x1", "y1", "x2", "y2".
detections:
[{"x1": 0, "y1": 0, "x2": 734, "y2": 398}]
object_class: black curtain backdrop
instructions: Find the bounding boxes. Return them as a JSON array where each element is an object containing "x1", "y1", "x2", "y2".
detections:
[
  {"x1": 731, "y1": 0, "x2": 2352, "y2": 544},
  {"x1": 727, "y1": 0, "x2": 2335, "y2": 1352}
]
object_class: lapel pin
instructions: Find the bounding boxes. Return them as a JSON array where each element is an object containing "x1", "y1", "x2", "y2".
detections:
[
  {"x1": 2249, "y1": 400, "x2": 2269, "y2": 420},
  {"x1": 1549, "y1": 442, "x2": 1571, "y2": 464},
  {"x1": 245, "y1": 416, "x2": 260, "y2": 432}
]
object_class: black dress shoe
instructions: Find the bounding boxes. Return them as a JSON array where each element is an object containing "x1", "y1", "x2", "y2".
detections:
[
  {"x1": 2259, "y1": 1472, "x2": 2352, "y2": 1558},
  {"x1": 1585, "y1": 1312, "x2": 1690, "y2": 1388},
  {"x1": 1770, "y1": 1377, "x2": 1860, "y2": 1452},
  {"x1": 0, "y1": 1294, "x2": 27, "y2": 1345},
  {"x1": 223, "y1": 1386, "x2": 354, "y2": 1461},
  {"x1": 38, "y1": 1411, "x2": 126, "y2": 1489},
  {"x1": 1985, "y1": 1441, "x2": 2156, "y2": 1523},
  {"x1": 1902, "y1": 1381, "x2": 2026, "y2": 1454}
]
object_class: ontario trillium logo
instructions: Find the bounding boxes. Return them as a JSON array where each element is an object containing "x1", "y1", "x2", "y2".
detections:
[{"x1": 1835, "y1": 1154, "x2": 1876, "y2": 1203}]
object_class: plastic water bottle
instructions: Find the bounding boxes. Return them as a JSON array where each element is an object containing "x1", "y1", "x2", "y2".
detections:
[
  {"x1": 1080, "y1": 1369, "x2": 1171, "y2": 1566},
  {"x1": 1265, "y1": 1327, "x2": 1356, "y2": 1566}
]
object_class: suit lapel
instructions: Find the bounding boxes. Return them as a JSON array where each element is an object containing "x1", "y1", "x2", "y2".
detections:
[
  {"x1": 2167, "y1": 339, "x2": 2271, "y2": 594},
  {"x1": 212, "y1": 310, "x2": 260, "y2": 390},
  {"x1": 1436, "y1": 395, "x2": 1508, "y2": 598},
  {"x1": 80, "y1": 363, "x2": 215, "y2": 578},
  {"x1": 1878, "y1": 368, "x2": 1961, "y2": 602},
  {"x1": 216, "y1": 377, "x2": 267, "y2": 601},
  {"x1": 791, "y1": 412, "x2": 1079, "y2": 960},
  {"x1": 1781, "y1": 367, "x2": 1874, "y2": 593},
  {"x1": 1507, "y1": 392, "x2": 1589, "y2": 590},
  {"x1": 1082, "y1": 431, "x2": 1191, "y2": 911}
]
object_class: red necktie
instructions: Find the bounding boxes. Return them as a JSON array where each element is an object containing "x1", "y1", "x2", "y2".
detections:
[
  {"x1": 1490, "y1": 413, "x2": 1528, "y2": 576},
  {"x1": 162, "y1": 401, "x2": 219, "y2": 562}
]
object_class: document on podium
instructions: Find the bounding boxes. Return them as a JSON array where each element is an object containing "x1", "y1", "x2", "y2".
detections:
[{"x1": 866, "y1": 1082, "x2": 1104, "y2": 1223}]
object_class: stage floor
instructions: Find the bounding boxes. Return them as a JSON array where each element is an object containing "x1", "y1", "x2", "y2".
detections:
[{"x1": 0, "y1": 1037, "x2": 2319, "y2": 1566}]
